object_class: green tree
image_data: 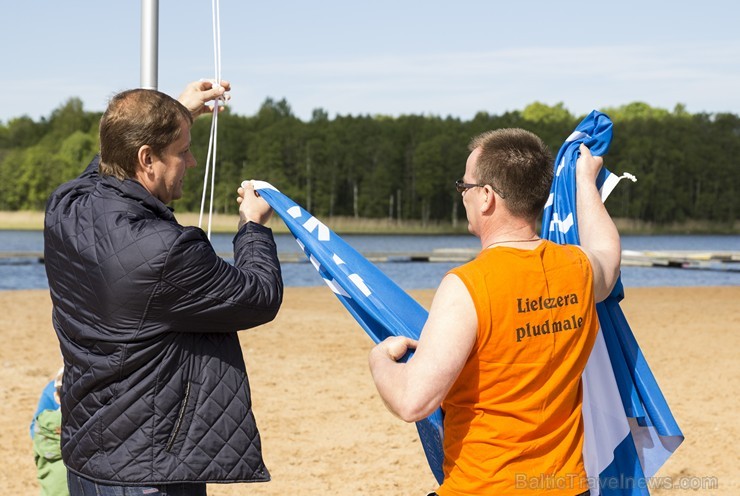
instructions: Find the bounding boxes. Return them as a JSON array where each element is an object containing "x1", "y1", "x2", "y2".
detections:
[{"x1": 0, "y1": 96, "x2": 737, "y2": 230}]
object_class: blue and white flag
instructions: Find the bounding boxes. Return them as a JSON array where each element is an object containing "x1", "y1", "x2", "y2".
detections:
[
  {"x1": 255, "y1": 110, "x2": 683, "y2": 492},
  {"x1": 253, "y1": 181, "x2": 446, "y2": 484},
  {"x1": 542, "y1": 110, "x2": 684, "y2": 495}
]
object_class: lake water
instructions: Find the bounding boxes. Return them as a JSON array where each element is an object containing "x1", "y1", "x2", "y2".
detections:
[{"x1": 1, "y1": 230, "x2": 738, "y2": 291}]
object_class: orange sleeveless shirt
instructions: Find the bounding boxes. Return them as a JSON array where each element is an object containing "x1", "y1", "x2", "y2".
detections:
[{"x1": 437, "y1": 241, "x2": 598, "y2": 496}]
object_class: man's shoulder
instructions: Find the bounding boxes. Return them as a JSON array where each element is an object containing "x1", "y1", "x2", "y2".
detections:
[
  {"x1": 123, "y1": 216, "x2": 192, "y2": 254},
  {"x1": 46, "y1": 173, "x2": 97, "y2": 216},
  {"x1": 146, "y1": 223, "x2": 214, "y2": 263},
  {"x1": 543, "y1": 240, "x2": 591, "y2": 262}
]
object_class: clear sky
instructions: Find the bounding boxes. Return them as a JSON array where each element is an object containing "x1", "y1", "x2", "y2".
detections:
[{"x1": 1, "y1": 0, "x2": 738, "y2": 123}]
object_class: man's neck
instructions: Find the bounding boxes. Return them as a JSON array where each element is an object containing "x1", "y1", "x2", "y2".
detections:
[{"x1": 479, "y1": 220, "x2": 538, "y2": 249}]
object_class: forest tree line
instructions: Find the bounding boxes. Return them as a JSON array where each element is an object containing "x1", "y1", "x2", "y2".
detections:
[{"x1": 0, "y1": 98, "x2": 737, "y2": 228}]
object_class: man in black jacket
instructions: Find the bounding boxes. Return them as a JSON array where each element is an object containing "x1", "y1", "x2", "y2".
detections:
[{"x1": 44, "y1": 81, "x2": 283, "y2": 496}]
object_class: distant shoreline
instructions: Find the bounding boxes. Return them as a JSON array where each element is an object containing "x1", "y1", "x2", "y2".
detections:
[{"x1": 0, "y1": 210, "x2": 737, "y2": 235}]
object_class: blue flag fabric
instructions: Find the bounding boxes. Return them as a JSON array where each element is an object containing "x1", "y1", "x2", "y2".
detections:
[
  {"x1": 254, "y1": 110, "x2": 683, "y2": 493},
  {"x1": 541, "y1": 110, "x2": 684, "y2": 495},
  {"x1": 252, "y1": 182, "x2": 446, "y2": 484}
]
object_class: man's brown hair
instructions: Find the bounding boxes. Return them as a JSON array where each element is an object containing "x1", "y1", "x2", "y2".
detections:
[
  {"x1": 99, "y1": 89, "x2": 193, "y2": 179},
  {"x1": 468, "y1": 128, "x2": 553, "y2": 220}
]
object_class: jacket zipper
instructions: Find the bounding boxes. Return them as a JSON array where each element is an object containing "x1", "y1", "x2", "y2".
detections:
[{"x1": 166, "y1": 381, "x2": 191, "y2": 452}]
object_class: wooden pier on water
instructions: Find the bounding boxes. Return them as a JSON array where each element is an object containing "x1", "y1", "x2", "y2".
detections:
[
  {"x1": 2, "y1": 249, "x2": 739, "y2": 272},
  {"x1": 620, "y1": 250, "x2": 740, "y2": 272}
]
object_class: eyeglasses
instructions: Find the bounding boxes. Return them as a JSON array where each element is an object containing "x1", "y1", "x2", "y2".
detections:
[
  {"x1": 455, "y1": 180, "x2": 484, "y2": 193},
  {"x1": 455, "y1": 179, "x2": 506, "y2": 198}
]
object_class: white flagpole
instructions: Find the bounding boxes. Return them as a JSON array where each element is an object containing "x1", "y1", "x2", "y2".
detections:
[{"x1": 140, "y1": 0, "x2": 159, "y2": 90}]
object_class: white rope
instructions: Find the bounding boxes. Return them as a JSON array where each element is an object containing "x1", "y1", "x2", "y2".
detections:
[
  {"x1": 198, "y1": 0, "x2": 223, "y2": 239},
  {"x1": 198, "y1": 113, "x2": 217, "y2": 235}
]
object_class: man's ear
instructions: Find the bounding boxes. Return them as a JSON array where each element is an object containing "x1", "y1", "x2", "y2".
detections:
[
  {"x1": 137, "y1": 145, "x2": 154, "y2": 172},
  {"x1": 480, "y1": 184, "x2": 496, "y2": 213}
]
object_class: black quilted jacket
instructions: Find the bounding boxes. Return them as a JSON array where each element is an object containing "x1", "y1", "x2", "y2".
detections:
[{"x1": 43, "y1": 156, "x2": 283, "y2": 485}]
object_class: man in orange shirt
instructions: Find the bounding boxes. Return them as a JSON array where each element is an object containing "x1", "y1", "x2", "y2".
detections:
[{"x1": 369, "y1": 129, "x2": 621, "y2": 496}]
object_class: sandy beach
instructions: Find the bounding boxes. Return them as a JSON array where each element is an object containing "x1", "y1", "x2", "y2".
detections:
[{"x1": 1, "y1": 285, "x2": 737, "y2": 495}]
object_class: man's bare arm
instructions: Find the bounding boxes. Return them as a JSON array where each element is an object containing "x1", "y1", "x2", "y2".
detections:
[
  {"x1": 576, "y1": 143, "x2": 621, "y2": 302},
  {"x1": 368, "y1": 274, "x2": 477, "y2": 422}
]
